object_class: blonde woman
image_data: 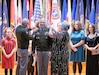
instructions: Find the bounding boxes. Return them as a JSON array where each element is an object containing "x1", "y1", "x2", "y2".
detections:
[{"x1": 1, "y1": 27, "x2": 16, "y2": 75}]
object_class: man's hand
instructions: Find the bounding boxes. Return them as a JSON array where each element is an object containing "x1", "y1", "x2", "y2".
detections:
[
  {"x1": 48, "y1": 52, "x2": 51, "y2": 58},
  {"x1": 33, "y1": 28, "x2": 39, "y2": 32}
]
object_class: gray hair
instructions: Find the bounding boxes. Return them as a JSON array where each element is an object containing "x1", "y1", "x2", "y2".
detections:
[
  {"x1": 40, "y1": 18, "x2": 45, "y2": 22},
  {"x1": 61, "y1": 21, "x2": 70, "y2": 31},
  {"x1": 22, "y1": 18, "x2": 29, "y2": 25}
]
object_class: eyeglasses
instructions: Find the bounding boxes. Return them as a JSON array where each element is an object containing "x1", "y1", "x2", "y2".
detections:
[{"x1": 40, "y1": 22, "x2": 45, "y2": 24}]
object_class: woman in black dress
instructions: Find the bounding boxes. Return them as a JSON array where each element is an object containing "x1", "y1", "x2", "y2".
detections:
[
  {"x1": 85, "y1": 24, "x2": 99, "y2": 75},
  {"x1": 49, "y1": 22, "x2": 70, "y2": 75}
]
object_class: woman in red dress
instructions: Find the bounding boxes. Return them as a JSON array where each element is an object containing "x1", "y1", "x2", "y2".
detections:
[{"x1": 1, "y1": 27, "x2": 16, "y2": 75}]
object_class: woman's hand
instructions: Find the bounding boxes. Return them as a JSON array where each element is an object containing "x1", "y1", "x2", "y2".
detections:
[
  {"x1": 7, "y1": 54, "x2": 12, "y2": 58},
  {"x1": 71, "y1": 45, "x2": 78, "y2": 52},
  {"x1": 4, "y1": 54, "x2": 11, "y2": 58}
]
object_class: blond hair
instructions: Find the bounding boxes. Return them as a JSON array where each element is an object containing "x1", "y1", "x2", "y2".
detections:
[{"x1": 3, "y1": 27, "x2": 13, "y2": 33}]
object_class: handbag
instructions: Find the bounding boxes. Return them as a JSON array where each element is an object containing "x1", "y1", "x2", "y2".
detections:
[{"x1": 92, "y1": 48, "x2": 99, "y2": 55}]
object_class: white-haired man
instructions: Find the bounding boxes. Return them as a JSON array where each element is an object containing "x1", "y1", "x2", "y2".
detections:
[{"x1": 32, "y1": 18, "x2": 52, "y2": 75}]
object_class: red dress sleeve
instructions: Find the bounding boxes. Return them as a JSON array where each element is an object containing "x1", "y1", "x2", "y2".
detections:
[
  {"x1": 12, "y1": 38, "x2": 16, "y2": 48},
  {"x1": 1, "y1": 39, "x2": 5, "y2": 47}
]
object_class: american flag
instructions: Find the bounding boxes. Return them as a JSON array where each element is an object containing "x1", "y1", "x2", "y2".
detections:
[
  {"x1": 2, "y1": 0, "x2": 9, "y2": 38},
  {"x1": 33, "y1": 0, "x2": 41, "y2": 22}
]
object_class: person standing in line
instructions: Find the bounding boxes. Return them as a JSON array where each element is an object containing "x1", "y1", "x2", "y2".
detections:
[
  {"x1": 27, "y1": 21, "x2": 40, "y2": 75},
  {"x1": 85, "y1": 24, "x2": 99, "y2": 75},
  {"x1": 49, "y1": 22, "x2": 70, "y2": 75},
  {"x1": 15, "y1": 18, "x2": 36, "y2": 75},
  {"x1": 32, "y1": 18, "x2": 52, "y2": 75},
  {"x1": 70, "y1": 21, "x2": 85, "y2": 75},
  {"x1": 1, "y1": 27, "x2": 17, "y2": 75}
]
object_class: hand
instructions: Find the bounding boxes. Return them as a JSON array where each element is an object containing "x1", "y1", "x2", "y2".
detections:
[
  {"x1": 73, "y1": 48, "x2": 78, "y2": 52},
  {"x1": 33, "y1": 28, "x2": 39, "y2": 32},
  {"x1": 71, "y1": 45, "x2": 77, "y2": 52},
  {"x1": 28, "y1": 46, "x2": 32, "y2": 52},
  {"x1": 48, "y1": 52, "x2": 51, "y2": 58},
  {"x1": 48, "y1": 52, "x2": 51, "y2": 62},
  {"x1": 7, "y1": 54, "x2": 12, "y2": 58},
  {"x1": 32, "y1": 53, "x2": 37, "y2": 67},
  {"x1": 5, "y1": 54, "x2": 9, "y2": 58},
  {"x1": 5, "y1": 54, "x2": 12, "y2": 58}
]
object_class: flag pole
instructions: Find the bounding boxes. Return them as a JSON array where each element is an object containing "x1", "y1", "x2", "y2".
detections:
[{"x1": 68, "y1": 0, "x2": 72, "y2": 34}]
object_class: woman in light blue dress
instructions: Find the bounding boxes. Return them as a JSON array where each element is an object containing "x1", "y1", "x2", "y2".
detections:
[{"x1": 70, "y1": 21, "x2": 85, "y2": 75}]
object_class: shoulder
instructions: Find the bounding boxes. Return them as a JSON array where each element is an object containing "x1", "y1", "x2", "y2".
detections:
[
  {"x1": 80, "y1": 30, "x2": 85, "y2": 34},
  {"x1": 11, "y1": 38, "x2": 16, "y2": 41},
  {"x1": 1, "y1": 38, "x2": 6, "y2": 44},
  {"x1": 16, "y1": 25, "x2": 24, "y2": 32},
  {"x1": 16, "y1": 25, "x2": 22, "y2": 29},
  {"x1": 97, "y1": 33, "x2": 99, "y2": 36},
  {"x1": 96, "y1": 33, "x2": 99, "y2": 38},
  {"x1": 2, "y1": 38, "x2": 6, "y2": 41},
  {"x1": 70, "y1": 32, "x2": 73, "y2": 35},
  {"x1": 80, "y1": 30, "x2": 85, "y2": 36}
]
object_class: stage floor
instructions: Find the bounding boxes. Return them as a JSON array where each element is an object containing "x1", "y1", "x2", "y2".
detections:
[{"x1": 0, "y1": 62, "x2": 86, "y2": 75}]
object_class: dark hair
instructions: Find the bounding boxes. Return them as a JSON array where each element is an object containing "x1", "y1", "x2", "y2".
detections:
[
  {"x1": 87, "y1": 24, "x2": 96, "y2": 34},
  {"x1": 61, "y1": 22, "x2": 70, "y2": 31},
  {"x1": 35, "y1": 20, "x2": 40, "y2": 28}
]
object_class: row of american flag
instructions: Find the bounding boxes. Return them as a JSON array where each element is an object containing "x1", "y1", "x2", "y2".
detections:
[{"x1": 0, "y1": 0, "x2": 99, "y2": 41}]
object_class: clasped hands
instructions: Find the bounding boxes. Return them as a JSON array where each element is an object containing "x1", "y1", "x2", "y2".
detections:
[
  {"x1": 71, "y1": 45, "x2": 78, "y2": 52},
  {"x1": 5, "y1": 53, "x2": 13, "y2": 59}
]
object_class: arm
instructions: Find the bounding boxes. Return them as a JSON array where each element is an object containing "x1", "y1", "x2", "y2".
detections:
[
  {"x1": 94, "y1": 44, "x2": 99, "y2": 49},
  {"x1": 8, "y1": 39, "x2": 17, "y2": 58},
  {"x1": 69, "y1": 40, "x2": 77, "y2": 52},
  {"x1": 1, "y1": 40, "x2": 9, "y2": 58},
  {"x1": 23, "y1": 28, "x2": 37, "y2": 40},
  {"x1": 84, "y1": 44, "x2": 89, "y2": 50},
  {"x1": 84, "y1": 44, "x2": 96, "y2": 51},
  {"x1": 8, "y1": 47, "x2": 17, "y2": 58},
  {"x1": 48, "y1": 27, "x2": 57, "y2": 38},
  {"x1": 95, "y1": 36, "x2": 99, "y2": 49},
  {"x1": 2, "y1": 47, "x2": 8, "y2": 58},
  {"x1": 74, "y1": 30, "x2": 85, "y2": 48},
  {"x1": 48, "y1": 27, "x2": 54, "y2": 38},
  {"x1": 73, "y1": 40, "x2": 85, "y2": 48}
]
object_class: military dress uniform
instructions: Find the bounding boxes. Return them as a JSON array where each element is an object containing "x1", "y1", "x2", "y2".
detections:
[{"x1": 33, "y1": 27, "x2": 52, "y2": 75}]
